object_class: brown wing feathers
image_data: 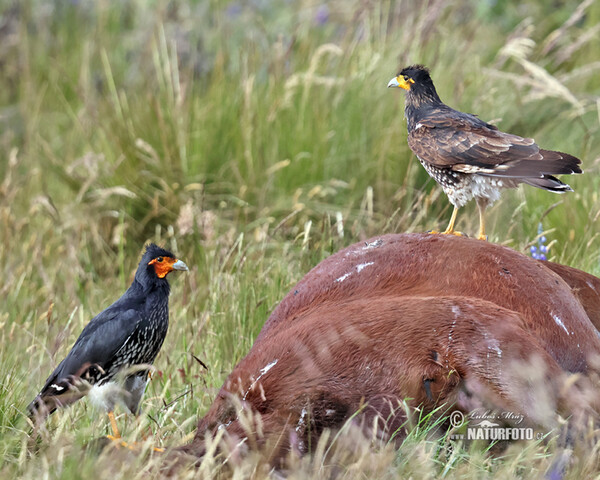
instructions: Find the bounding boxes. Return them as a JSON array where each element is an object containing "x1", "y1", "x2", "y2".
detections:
[{"x1": 408, "y1": 120, "x2": 582, "y2": 191}]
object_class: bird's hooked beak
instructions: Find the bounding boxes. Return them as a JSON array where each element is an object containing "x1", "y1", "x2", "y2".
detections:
[
  {"x1": 148, "y1": 257, "x2": 189, "y2": 278},
  {"x1": 171, "y1": 259, "x2": 188, "y2": 272},
  {"x1": 387, "y1": 76, "x2": 413, "y2": 90}
]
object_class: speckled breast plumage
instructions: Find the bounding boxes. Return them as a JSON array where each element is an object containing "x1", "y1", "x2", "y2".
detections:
[
  {"x1": 93, "y1": 300, "x2": 169, "y2": 386},
  {"x1": 417, "y1": 156, "x2": 506, "y2": 208}
]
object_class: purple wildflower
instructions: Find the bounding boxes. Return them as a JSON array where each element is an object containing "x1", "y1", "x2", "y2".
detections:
[
  {"x1": 226, "y1": 2, "x2": 242, "y2": 18},
  {"x1": 315, "y1": 4, "x2": 329, "y2": 25},
  {"x1": 530, "y1": 223, "x2": 548, "y2": 261}
]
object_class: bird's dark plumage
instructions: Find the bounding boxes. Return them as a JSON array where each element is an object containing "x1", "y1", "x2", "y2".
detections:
[
  {"x1": 388, "y1": 64, "x2": 582, "y2": 239},
  {"x1": 28, "y1": 243, "x2": 188, "y2": 419}
]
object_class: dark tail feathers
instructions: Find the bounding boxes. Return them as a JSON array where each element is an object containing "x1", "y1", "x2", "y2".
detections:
[
  {"x1": 27, "y1": 375, "x2": 90, "y2": 419},
  {"x1": 522, "y1": 175, "x2": 574, "y2": 193},
  {"x1": 28, "y1": 363, "x2": 104, "y2": 420},
  {"x1": 481, "y1": 149, "x2": 582, "y2": 193}
]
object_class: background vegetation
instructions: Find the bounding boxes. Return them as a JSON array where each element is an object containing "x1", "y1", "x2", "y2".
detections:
[{"x1": 0, "y1": 0, "x2": 599, "y2": 477}]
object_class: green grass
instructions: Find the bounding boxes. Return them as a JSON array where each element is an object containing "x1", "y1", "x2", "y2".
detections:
[{"x1": 1, "y1": 0, "x2": 600, "y2": 477}]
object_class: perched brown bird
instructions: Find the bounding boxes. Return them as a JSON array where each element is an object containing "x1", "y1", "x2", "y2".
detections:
[
  {"x1": 388, "y1": 64, "x2": 582, "y2": 240},
  {"x1": 28, "y1": 244, "x2": 188, "y2": 445}
]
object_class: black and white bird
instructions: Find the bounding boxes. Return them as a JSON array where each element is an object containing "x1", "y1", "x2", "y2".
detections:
[
  {"x1": 388, "y1": 64, "x2": 582, "y2": 240},
  {"x1": 28, "y1": 243, "x2": 188, "y2": 440}
]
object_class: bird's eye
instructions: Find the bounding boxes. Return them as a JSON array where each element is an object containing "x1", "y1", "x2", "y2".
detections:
[
  {"x1": 156, "y1": 257, "x2": 163, "y2": 263},
  {"x1": 403, "y1": 76, "x2": 409, "y2": 81}
]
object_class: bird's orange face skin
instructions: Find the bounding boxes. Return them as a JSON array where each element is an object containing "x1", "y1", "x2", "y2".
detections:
[{"x1": 148, "y1": 256, "x2": 179, "y2": 278}]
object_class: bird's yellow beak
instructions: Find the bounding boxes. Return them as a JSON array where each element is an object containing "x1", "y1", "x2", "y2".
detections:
[{"x1": 387, "y1": 76, "x2": 413, "y2": 90}]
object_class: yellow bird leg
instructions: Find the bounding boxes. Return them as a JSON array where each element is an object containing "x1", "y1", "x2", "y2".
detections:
[
  {"x1": 476, "y1": 199, "x2": 488, "y2": 241},
  {"x1": 431, "y1": 206, "x2": 464, "y2": 236},
  {"x1": 107, "y1": 410, "x2": 120, "y2": 439},
  {"x1": 105, "y1": 410, "x2": 164, "y2": 453},
  {"x1": 427, "y1": 206, "x2": 464, "y2": 236},
  {"x1": 106, "y1": 411, "x2": 133, "y2": 450},
  {"x1": 443, "y1": 206, "x2": 459, "y2": 234}
]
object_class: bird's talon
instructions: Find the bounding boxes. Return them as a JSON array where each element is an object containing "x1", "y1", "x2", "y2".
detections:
[
  {"x1": 443, "y1": 230, "x2": 465, "y2": 237},
  {"x1": 427, "y1": 229, "x2": 466, "y2": 237},
  {"x1": 105, "y1": 435, "x2": 163, "y2": 452},
  {"x1": 120, "y1": 440, "x2": 137, "y2": 451},
  {"x1": 105, "y1": 435, "x2": 133, "y2": 450}
]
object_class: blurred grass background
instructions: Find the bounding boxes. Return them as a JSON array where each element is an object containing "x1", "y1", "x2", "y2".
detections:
[{"x1": 0, "y1": 0, "x2": 599, "y2": 478}]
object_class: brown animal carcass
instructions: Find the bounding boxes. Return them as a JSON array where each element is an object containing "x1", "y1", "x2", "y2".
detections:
[{"x1": 182, "y1": 233, "x2": 600, "y2": 464}]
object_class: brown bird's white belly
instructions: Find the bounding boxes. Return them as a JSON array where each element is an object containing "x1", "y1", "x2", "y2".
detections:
[{"x1": 417, "y1": 156, "x2": 505, "y2": 208}]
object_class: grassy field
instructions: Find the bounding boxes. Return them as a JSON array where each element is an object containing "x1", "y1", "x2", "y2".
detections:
[{"x1": 1, "y1": 0, "x2": 599, "y2": 478}]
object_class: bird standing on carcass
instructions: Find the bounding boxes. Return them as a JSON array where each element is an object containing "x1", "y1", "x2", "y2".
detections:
[
  {"x1": 180, "y1": 234, "x2": 600, "y2": 467},
  {"x1": 388, "y1": 65, "x2": 582, "y2": 240},
  {"x1": 28, "y1": 243, "x2": 188, "y2": 448}
]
